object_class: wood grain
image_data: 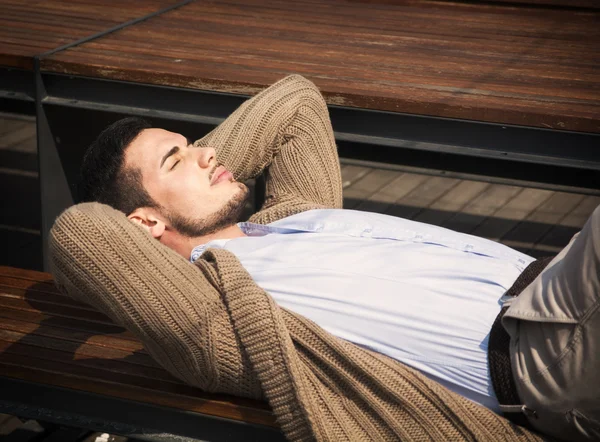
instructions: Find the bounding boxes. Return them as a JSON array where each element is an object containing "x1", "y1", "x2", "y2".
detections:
[
  {"x1": 41, "y1": 0, "x2": 600, "y2": 132},
  {"x1": 483, "y1": 0, "x2": 600, "y2": 9},
  {"x1": 0, "y1": 266, "x2": 277, "y2": 428},
  {"x1": 0, "y1": 0, "x2": 182, "y2": 69}
]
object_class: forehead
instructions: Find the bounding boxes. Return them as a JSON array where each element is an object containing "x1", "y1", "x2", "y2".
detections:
[{"x1": 124, "y1": 128, "x2": 187, "y2": 170}]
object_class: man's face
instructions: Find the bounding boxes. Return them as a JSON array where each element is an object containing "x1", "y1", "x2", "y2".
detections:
[{"x1": 125, "y1": 128, "x2": 248, "y2": 237}]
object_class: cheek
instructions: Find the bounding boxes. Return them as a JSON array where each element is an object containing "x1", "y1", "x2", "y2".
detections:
[{"x1": 155, "y1": 172, "x2": 239, "y2": 214}]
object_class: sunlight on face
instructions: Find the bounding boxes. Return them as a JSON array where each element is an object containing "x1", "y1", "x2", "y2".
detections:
[{"x1": 124, "y1": 128, "x2": 248, "y2": 236}]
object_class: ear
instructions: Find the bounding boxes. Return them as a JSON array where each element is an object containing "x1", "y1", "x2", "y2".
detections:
[{"x1": 127, "y1": 208, "x2": 166, "y2": 239}]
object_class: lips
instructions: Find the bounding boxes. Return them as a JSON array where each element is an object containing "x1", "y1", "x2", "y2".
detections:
[{"x1": 210, "y1": 165, "x2": 233, "y2": 185}]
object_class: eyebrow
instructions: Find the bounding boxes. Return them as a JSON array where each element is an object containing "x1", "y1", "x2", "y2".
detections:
[{"x1": 160, "y1": 146, "x2": 179, "y2": 169}]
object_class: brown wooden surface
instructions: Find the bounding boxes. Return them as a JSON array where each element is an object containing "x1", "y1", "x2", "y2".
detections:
[
  {"x1": 41, "y1": 0, "x2": 600, "y2": 132},
  {"x1": 484, "y1": 0, "x2": 600, "y2": 8},
  {"x1": 0, "y1": 0, "x2": 181, "y2": 70},
  {"x1": 0, "y1": 265, "x2": 277, "y2": 429}
]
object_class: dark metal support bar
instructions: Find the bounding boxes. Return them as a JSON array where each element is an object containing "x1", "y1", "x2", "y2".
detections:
[
  {"x1": 34, "y1": 60, "x2": 74, "y2": 271},
  {"x1": 0, "y1": 377, "x2": 285, "y2": 442}
]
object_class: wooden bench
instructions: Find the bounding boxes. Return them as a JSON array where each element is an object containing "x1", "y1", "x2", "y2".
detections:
[
  {"x1": 40, "y1": 0, "x2": 600, "y2": 133},
  {"x1": 0, "y1": 265, "x2": 285, "y2": 441}
]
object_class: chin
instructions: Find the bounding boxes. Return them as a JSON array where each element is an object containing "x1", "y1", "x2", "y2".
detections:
[{"x1": 166, "y1": 183, "x2": 250, "y2": 238}]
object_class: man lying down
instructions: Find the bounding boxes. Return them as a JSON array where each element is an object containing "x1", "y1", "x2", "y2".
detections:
[{"x1": 49, "y1": 75, "x2": 599, "y2": 442}]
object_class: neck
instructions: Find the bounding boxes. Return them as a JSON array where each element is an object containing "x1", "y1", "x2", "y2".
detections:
[{"x1": 163, "y1": 224, "x2": 247, "y2": 259}]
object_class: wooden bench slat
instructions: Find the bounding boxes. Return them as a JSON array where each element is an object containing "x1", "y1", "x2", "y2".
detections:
[
  {"x1": 0, "y1": 337, "x2": 182, "y2": 387},
  {"x1": 0, "y1": 289, "x2": 104, "y2": 318},
  {"x1": 0, "y1": 362, "x2": 276, "y2": 427},
  {"x1": 0, "y1": 306, "x2": 134, "y2": 339},
  {"x1": 0, "y1": 288, "x2": 95, "y2": 315},
  {"x1": 0, "y1": 317, "x2": 144, "y2": 354},
  {"x1": 0, "y1": 334, "x2": 158, "y2": 377},
  {"x1": 0, "y1": 340, "x2": 176, "y2": 386},
  {"x1": 0, "y1": 295, "x2": 116, "y2": 324},
  {"x1": 0, "y1": 275, "x2": 60, "y2": 292},
  {"x1": 41, "y1": 0, "x2": 600, "y2": 132},
  {"x1": 0, "y1": 0, "x2": 184, "y2": 69},
  {"x1": 0, "y1": 277, "x2": 80, "y2": 298},
  {"x1": 485, "y1": 0, "x2": 600, "y2": 8},
  {"x1": 0, "y1": 265, "x2": 54, "y2": 282}
]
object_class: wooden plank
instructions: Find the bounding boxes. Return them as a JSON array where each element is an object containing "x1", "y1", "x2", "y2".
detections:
[
  {"x1": 42, "y1": 0, "x2": 600, "y2": 132},
  {"x1": 442, "y1": 184, "x2": 522, "y2": 234},
  {"x1": 558, "y1": 194, "x2": 600, "y2": 227},
  {"x1": 470, "y1": 187, "x2": 554, "y2": 241},
  {"x1": 0, "y1": 363, "x2": 276, "y2": 427},
  {"x1": 501, "y1": 191, "x2": 585, "y2": 255},
  {"x1": 353, "y1": 172, "x2": 429, "y2": 214},
  {"x1": 528, "y1": 194, "x2": 600, "y2": 255},
  {"x1": 485, "y1": 0, "x2": 600, "y2": 8},
  {"x1": 0, "y1": 124, "x2": 35, "y2": 150},
  {"x1": 0, "y1": 319, "x2": 144, "y2": 355},
  {"x1": 0, "y1": 118, "x2": 29, "y2": 137},
  {"x1": 0, "y1": 338, "x2": 161, "y2": 379},
  {"x1": 0, "y1": 307, "x2": 133, "y2": 340},
  {"x1": 0, "y1": 265, "x2": 54, "y2": 283},
  {"x1": 0, "y1": 295, "x2": 115, "y2": 325},
  {"x1": 386, "y1": 176, "x2": 460, "y2": 220},
  {"x1": 341, "y1": 164, "x2": 370, "y2": 189},
  {"x1": 0, "y1": 0, "x2": 183, "y2": 69},
  {"x1": 343, "y1": 168, "x2": 399, "y2": 209},
  {"x1": 0, "y1": 306, "x2": 132, "y2": 339},
  {"x1": 0, "y1": 287, "x2": 95, "y2": 311},
  {"x1": 413, "y1": 180, "x2": 490, "y2": 226},
  {"x1": 0, "y1": 275, "x2": 68, "y2": 295}
]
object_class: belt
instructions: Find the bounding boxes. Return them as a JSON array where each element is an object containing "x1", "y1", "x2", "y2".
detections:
[{"x1": 488, "y1": 256, "x2": 553, "y2": 429}]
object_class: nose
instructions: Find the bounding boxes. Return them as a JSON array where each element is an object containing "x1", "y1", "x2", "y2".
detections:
[{"x1": 196, "y1": 147, "x2": 216, "y2": 168}]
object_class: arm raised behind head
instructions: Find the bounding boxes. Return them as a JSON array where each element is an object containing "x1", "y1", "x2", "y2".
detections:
[
  {"x1": 195, "y1": 74, "x2": 343, "y2": 223},
  {"x1": 48, "y1": 202, "x2": 263, "y2": 399}
]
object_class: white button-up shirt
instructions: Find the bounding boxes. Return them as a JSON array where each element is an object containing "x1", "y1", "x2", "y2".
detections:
[{"x1": 191, "y1": 209, "x2": 534, "y2": 412}]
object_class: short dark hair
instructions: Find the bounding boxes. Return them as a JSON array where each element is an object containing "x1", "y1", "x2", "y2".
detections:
[{"x1": 78, "y1": 117, "x2": 158, "y2": 215}]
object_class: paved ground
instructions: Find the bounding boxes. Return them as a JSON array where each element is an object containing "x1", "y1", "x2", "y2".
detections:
[
  {"x1": 1, "y1": 111, "x2": 598, "y2": 440},
  {"x1": 341, "y1": 164, "x2": 599, "y2": 258}
]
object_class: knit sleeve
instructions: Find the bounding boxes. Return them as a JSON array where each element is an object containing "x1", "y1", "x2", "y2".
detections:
[
  {"x1": 193, "y1": 74, "x2": 343, "y2": 223},
  {"x1": 48, "y1": 202, "x2": 263, "y2": 400}
]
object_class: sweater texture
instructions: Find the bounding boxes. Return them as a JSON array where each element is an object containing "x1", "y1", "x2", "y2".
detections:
[{"x1": 49, "y1": 75, "x2": 544, "y2": 441}]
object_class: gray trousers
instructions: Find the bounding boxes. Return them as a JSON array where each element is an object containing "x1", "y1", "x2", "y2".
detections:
[{"x1": 503, "y1": 205, "x2": 600, "y2": 441}]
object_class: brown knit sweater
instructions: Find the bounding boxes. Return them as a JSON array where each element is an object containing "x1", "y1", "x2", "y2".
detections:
[{"x1": 49, "y1": 75, "x2": 544, "y2": 441}]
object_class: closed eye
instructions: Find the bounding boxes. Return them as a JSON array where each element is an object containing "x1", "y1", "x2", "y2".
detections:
[{"x1": 170, "y1": 160, "x2": 180, "y2": 170}]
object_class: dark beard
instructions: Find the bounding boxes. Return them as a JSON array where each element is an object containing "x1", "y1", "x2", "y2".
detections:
[{"x1": 165, "y1": 183, "x2": 250, "y2": 238}]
